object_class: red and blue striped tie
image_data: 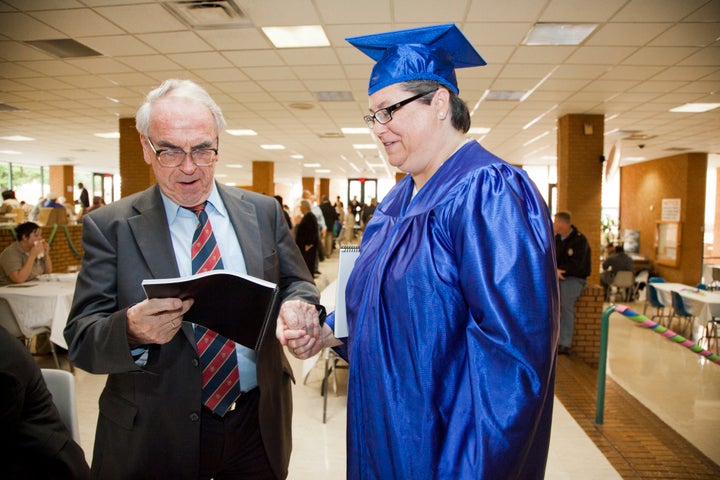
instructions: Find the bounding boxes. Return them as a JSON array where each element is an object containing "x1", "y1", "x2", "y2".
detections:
[{"x1": 189, "y1": 203, "x2": 241, "y2": 416}]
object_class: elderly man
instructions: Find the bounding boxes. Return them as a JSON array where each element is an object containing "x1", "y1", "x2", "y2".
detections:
[{"x1": 65, "y1": 79, "x2": 322, "y2": 479}]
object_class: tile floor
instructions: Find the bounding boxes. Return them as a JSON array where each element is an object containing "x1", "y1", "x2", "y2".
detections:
[{"x1": 38, "y1": 252, "x2": 720, "y2": 478}]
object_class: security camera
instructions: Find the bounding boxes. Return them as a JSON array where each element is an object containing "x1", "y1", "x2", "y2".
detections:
[{"x1": 638, "y1": 144, "x2": 645, "y2": 149}]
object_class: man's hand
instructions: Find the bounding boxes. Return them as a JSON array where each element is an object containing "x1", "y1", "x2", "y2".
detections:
[
  {"x1": 276, "y1": 300, "x2": 323, "y2": 359},
  {"x1": 126, "y1": 297, "x2": 194, "y2": 345},
  {"x1": 557, "y1": 268, "x2": 566, "y2": 280}
]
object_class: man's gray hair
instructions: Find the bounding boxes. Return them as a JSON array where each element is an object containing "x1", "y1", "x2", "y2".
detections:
[{"x1": 135, "y1": 79, "x2": 226, "y2": 136}]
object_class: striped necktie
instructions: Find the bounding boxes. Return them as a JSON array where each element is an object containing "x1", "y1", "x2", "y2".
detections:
[{"x1": 188, "y1": 202, "x2": 241, "y2": 416}]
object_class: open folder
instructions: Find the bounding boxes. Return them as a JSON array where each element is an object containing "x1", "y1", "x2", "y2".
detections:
[{"x1": 142, "y1": 271, "x2": 279, "y2": 351}]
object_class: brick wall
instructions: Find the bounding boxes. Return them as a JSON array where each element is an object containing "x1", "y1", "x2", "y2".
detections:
[
  {"x1": 572, "y1": 283, "x2": 605, "y2": 367},
  {"x1": 0, "y1": 225, "x2": 83, "y2": 274}
]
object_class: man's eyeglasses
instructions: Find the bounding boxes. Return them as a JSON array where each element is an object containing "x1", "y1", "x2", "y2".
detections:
[
  {"x1": 146, "y1": 137, "x2": 218, "y2": 167},
  {"x1": 363, "y1": 89, "x2": 438, "y2": 128}
]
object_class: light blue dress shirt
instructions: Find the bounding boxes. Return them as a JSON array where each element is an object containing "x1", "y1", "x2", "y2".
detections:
[{"x1": 133, "y1": 184, "x2": 257, "y2": 392}]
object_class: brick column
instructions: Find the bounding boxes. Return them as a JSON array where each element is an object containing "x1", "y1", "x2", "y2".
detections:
[
  {"x1": 302, "y1": 177, "x2": 315, "y2": 196},
  {"x1": 572, "y1": 284, "x2": 605, "y2": 367},
  {"x1": 557, "y1": 113, "x2": 604, "y2": 285},
  {"x1": 252, "y1": 161, "x2": 274, "y2": 195},
  {"x1": 119, "y1": 117, "x2": 154, "y2": 198},
  {"x1": 49, "y1": 165, "x2": 73, "y2": 201}
]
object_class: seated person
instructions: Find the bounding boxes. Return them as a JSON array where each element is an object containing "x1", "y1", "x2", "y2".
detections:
[
  {"x1": 0, "y1": 222, "x2": 52, "y2": 286},
  {"x1": 43, "y1": 193, "x2": 64, "y2": 209},
  {"x1": 0, "y1": 325, "x2": 91, "y2": 479},
  {"x1": 600, "y1": 244, "x2": 634, "y2": 295}
]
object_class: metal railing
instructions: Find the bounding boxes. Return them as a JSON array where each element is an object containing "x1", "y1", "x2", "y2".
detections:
[{"x1": 595, "y1": 304, "x2": 719, "y2": 424}]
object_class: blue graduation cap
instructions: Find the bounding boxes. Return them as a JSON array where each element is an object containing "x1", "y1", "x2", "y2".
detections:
[{"x1": 346, "y1": 24, "x2": 486, "y2": 95}]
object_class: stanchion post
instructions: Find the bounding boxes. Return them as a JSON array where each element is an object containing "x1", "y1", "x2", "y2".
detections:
[{"x1": 595, "y1": 305, "x2": 615, "y2": 424}]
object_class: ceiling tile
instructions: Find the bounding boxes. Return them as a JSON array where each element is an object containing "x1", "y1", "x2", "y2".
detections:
[{"x1": 30, "y1": 8, "x2": 123, "y2": 37}]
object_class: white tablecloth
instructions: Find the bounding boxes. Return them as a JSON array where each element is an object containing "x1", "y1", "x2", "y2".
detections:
[
  {"x1": 0, "y1": 273, "x2": 77, "y2": 349},
  {"x1": 651, "y1": 282, "x2": 720, "y2": 328}
]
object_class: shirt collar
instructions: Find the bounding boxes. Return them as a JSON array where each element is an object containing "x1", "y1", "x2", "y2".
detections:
[{"x1": 160, "y1": 182, "x2": 226, "y2": 225}]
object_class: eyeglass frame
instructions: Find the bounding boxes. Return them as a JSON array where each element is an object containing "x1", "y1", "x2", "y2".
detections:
[
  {"x1": 363, "y1": 89, "x2": 439, "y2": 128},
  {"x1": 145, "y1": 136, "x2": 219, "y2": 167}
]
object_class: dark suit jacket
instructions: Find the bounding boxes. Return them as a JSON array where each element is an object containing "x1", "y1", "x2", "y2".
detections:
[
  {"x1": 0, "y1": 326, "x2": 90, "y2": 480},
  {"x1": 64, "y1": 183, "x2": 319, "y2": 479}
]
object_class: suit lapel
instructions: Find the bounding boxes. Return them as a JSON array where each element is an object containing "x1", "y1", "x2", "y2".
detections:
[{"x1": 218, "y1": 185, "x2": 264, "y2": 279}]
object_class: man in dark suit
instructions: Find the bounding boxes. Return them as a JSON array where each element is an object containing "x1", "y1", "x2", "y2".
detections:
[
  {"x1": 64, "y1": 79, "x2": 321, "y2": 479},
  {"x1": 0, "y1": 326, "x2": 90, "y2": 479}
]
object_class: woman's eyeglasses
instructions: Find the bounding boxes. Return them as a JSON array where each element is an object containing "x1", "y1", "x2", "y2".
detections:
[{"x1": 363, "y1": 89, "x2": 438, "y2": 128}]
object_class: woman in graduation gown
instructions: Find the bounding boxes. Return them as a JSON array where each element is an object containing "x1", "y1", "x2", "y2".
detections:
[{"x1": 279, "y1": 24, "x2": 559, "y2": 479}]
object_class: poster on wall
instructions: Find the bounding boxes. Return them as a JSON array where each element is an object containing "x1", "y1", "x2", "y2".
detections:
[{"x1": 661, "y1": 198, "x2": 681, "y2": 222}]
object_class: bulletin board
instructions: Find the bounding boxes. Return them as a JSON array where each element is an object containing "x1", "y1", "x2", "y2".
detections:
[{"x1": 655, "y1": 221, "x2": 681, "y2": 267}]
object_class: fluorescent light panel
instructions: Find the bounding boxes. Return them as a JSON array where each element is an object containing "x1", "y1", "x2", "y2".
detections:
[
  {"x1": 523, "y1": 23, "x2": 597, "y2": 46},
  {"x1": 260, "y1": 144, "x2": 285, "y2": 150},
  {"x1": 226, "y1": 129, "x2": 257, "y2": 136},
  {"x1": 262, "y1": 25, "x2": 329, "y2": 48},
  {"x1": 94, "y1": 132, "x2": 119, "y2": 139},
  {"x1": 1, "y1": 135, "x2": 34, "y2": 141},
  {"x1": 669, "y1": 103, "x2": 720, "y2": 113},
  {"x1": 342, "y1": 127, "x2": 371, "y2": 135},
  {"x1": 353, "y1": 144, "x2": 377, "y2": 150}
]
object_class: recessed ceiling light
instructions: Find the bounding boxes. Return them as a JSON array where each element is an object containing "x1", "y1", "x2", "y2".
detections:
[
  {"x1": 226, "y1": 164, "x2": 243, "y2": 168},
  {"x1": 226, "y1": 129, "x2": 257, "y2": 136},
  {"x1": 290, "y1": 154, "x2": 304, "y2": 159},
  {"x1": 522, "y1": 23, "x2": 597, "y2": 46},
  {"x1": 262, "y1": 25, "x2": 329, "y2": 48},
  {"x1": 214, "y1": 173, "x2": 228, "y2": 178},
  {"x1": 304, "y1": 163, "x2": 321, "y2": 168},
  {"x1": 623, "y1": 156, "x2": 645, "y2": 162},
  {"x1": 315, "y1": 169, "x2": 331, "y2": 173},
  {"x1": 0, "y1": 150, "x2": 22, "y2": 155},
  {"x1": 353, "y1": 144, "x2": 377, "y2": 150},
  {"x1": 1, "y1": 135, "x2": 34, "y2": 141},
  {"x1": 669, "y1": 103, "x2": 720, "y2": 113},
  {"x1": 342, "y1": 127, "x2": 371, "y2": 135},
  {"x1": 94, "y1": 132, "x2": 119, "y2": 139},
  {"x1": 260, "y1": 144, "x2": 285, "y2": 150}
]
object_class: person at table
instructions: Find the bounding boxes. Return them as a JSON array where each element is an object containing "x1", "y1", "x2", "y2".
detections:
[
  {"x1": 278, "y1": 24, "x2": 559, "y2": 479},
  {"x1": 554, "y1": 211, "x2": 591, "y2": 355},
  {"x1": 0, "y1": 325, "x2": 91, "y2": 479},
  {"x1": 43, "y1": 193, "x2": 64, "y2": 209},
  {"x1": 64, "y1": 79, "x2": 322, "y2": 479},
  {"x1": 600, "y1": 244, "x2": 634, "y2": 297},
  {"x1": 0, "y1": 221, "x2": 52, "y2": 286}
]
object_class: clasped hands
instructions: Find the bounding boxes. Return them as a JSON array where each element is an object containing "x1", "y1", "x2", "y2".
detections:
[{"x1": 275, "y1": 300, "x2": 324, "y2": 359}]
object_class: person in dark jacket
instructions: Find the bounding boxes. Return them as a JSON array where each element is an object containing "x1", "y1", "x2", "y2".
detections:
[
  {"x1": 554, "y1": 211, "x2": 591, "y2": 354},
  {"x1": 0, "y1": 326, "x2": 91, "y2": 479},
  {"x1": 600, "y1": 244, "x2": 634, "y2": 297},
  {"x1": 318, "y1": 195, "x2": 338, "y2": 258},
  {"x1": 295, "y1": 200, "x2": 320, "y2": 277}
]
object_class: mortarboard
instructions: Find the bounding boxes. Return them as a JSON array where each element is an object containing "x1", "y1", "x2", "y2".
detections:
[{"x1": 346, "y1": 23, "x2": 486, "y2": 95}]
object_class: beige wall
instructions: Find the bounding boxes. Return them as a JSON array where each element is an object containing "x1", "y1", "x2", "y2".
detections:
[{"x1": 619, "y1": 152, "x2": 707, "y2": 284}]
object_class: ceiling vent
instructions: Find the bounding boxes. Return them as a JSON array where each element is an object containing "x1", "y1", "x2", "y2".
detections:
[
  {"x1": 0, "y1": 103, "x2": 20, "y2": 112},
  {"x1": 315, "y1": 91, "x2": 354, "y2": 102},
  {"x1": 164, "y1": 0, "x2": 251, "y2": 29},
  {"x1": 485, "y1": 90, "x2": 526, "y2": 101},
  {"x1": 317, "y1": 132, "x2": 344, "y2": 139},
  {"x1": 25, "y1": 39, "x2": 102, "y2": 58}
]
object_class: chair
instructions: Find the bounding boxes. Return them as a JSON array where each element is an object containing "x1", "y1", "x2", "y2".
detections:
[
  {"x1": 321, "y1": 348, "x2": 348, "y2": 424},
  {"x1": 41, "y1": 368, "x2": 80, "y2": 443},
  {"x1": 632, "y1": 269, "x2": 649, "y2": 301},
  {"x1": 670, "y1": 291, "x2": 694, "y2": 337},
  {"x1": 702, "y1": 317, "x2": 719, "y2": 353},
  {"x1": 36, "y1": 207, "x2": 68, "y2": 226},
  {"x1": 607, "y1": 270, "x2": 635, "y2": 302},
  {"x1": 696, "y1": 283, "x2": 708, "y2": 291},
  {"x1": 649, "y1": 276, "x2": 666, "y2": 283},
  {"x1": 0, "y1": 296, "x2": 61, "y2": 368},
  {"x1": 644, "y1": 284, "x2": 668, "y2": 325},
  {"x1": 711, "y1": 268, "x2": 720, "y2": 291}
]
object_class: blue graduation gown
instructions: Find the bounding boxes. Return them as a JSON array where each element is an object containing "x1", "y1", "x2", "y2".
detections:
[{"x1": 344, "y1": 140, "x2": 559, "y2": 479}]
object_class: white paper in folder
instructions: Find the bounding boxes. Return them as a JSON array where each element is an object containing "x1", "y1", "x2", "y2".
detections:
[{"x1": 334, "y1": 245, "x2": 360, "y2": 338}]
